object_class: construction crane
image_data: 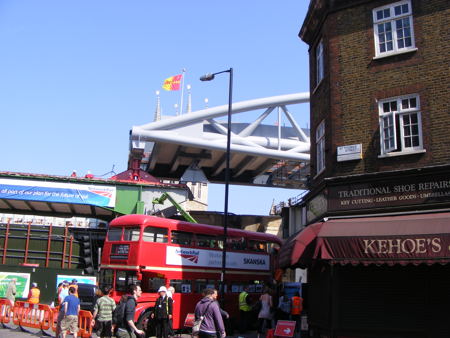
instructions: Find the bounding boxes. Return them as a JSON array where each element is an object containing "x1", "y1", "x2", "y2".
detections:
[{"x1": 152, "y1": 192, "x2": 198, "y2": 223}]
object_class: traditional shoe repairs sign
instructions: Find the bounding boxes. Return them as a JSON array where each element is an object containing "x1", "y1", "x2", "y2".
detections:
[{"x1": 328, "y1": 173, "x2": 450, "y2": 211}]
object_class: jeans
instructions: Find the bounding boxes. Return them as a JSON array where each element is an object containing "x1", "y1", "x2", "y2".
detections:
[{"x1": 116, "y1": 328, "x2": 137, "y2": 338}]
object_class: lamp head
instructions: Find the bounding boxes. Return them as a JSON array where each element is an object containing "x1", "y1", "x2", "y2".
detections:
[{"x1": 200, "y1": 73, "x2": 215, "y2": 81}]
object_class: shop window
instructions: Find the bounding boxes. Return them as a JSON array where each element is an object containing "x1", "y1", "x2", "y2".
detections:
[
  {"x1": 107, "y1": 227, "x2": 122, "y2": 241},
  {"x1": 171, "y1": 231, "x2": 193, "y2": 246},
  {"x1": 373, "y1": 0, "x2": 416, "y2": 57},
  {"x1": 143, "y1": 226, "x2": 168, "y2": 243},
  {"x1": 378, "y1": 94, "x2": 423, "y2": 156},
  {"x1": 123, "y1": 227, "x2": 140, "y2": 241}
]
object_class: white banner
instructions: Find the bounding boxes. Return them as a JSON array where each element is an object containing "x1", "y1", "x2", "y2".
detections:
[
  {"x1": 0, "y1": 178, "x2": 116, "y2": 207},
  {"x1": 56, "y1": 274, "x2": 97, "y2": 288},
  {"x1": 166, "y1": 246, "x2": 269, "y2": 271}
]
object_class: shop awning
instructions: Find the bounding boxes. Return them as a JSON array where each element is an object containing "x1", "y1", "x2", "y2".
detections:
[
  {"x1": 279, "y1": 222, "x2": 324, "y2": 269},
  {"x1": 281, "y1": 212, "x2": 450, "y2": 268}
]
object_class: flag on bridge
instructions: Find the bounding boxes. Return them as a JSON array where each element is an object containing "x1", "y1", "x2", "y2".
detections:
[{"x1": 162, "y1": 74, "x2": 183, "y2": 91}]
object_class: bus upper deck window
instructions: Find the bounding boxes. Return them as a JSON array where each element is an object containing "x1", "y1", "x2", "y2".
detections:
[
  {"x1": 259, "y1": 242, "x2": 267, "y2": 252},
  {"x1": 269, "y1": 243, "x2": 280, "y2": 254},
  {"x1": 227, "y1": 237, "x2": 246, "y2": 250},
  {"x1": 249, "y1": 240, "x2": 267, "y2": 253},
  {"x1": 196, "y1": 234, "x2": 217, "y2": 248},
  {"x1": 107, "y1": 228, "x2": 122, "y2": 241},
  {"x1": 143, "y1": 226, "x2": 168, "y2": 243},
  {"x1": 171, "y1": 231, "x2": 193, "y2": 246},
  {"x1": 123, "y1": 227, "x2": 141, "y2": 241}
]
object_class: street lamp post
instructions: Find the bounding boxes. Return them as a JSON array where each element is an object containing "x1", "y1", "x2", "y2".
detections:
[{"x1": 200, "y1": 68, "x2": 233, "y2": 302}]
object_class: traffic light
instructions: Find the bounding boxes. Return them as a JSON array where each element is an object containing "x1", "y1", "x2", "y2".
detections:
[{"x1": 79, "y1": 234, "x2": 94, "y2": 274}]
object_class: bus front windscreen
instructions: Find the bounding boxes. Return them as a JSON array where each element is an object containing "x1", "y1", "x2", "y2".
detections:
[{"x1": 99, "y1": 268, "x2": 114, "y2": 289}]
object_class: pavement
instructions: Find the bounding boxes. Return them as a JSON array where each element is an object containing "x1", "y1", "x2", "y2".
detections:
[
  {"x1": 0, "y1": 324, "x2": 263, "y2": 338},
  {"x1": 0, "y1": 323, "x2": 48, "y2": 338}
]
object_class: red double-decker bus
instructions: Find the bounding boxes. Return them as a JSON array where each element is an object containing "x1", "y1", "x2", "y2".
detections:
[{"x1": 99, "y1": 214, "x2": 281, "y2": 329}]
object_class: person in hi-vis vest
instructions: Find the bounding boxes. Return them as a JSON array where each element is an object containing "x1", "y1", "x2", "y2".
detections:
[
  {"x1": 28, "y1": 283, "x2": 40, "y2": 304},
  {"x1": 238, "y1": 286, "x2": 252, "y2": 333},
  {"x1": 291, "y1": 292, "x2": 303, "y2": 334},
  {"x1": 68, "y1": 279, "x2": 79, "y2": 298}
]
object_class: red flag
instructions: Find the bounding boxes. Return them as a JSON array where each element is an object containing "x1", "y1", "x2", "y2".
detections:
[{"x1": 162, "y1": 74, "x2": 182, "y2": 91}]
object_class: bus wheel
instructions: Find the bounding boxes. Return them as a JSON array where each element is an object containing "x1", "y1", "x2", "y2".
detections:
[{"x1": 137, "y1": 310, "x2": 154, "y2": 334}]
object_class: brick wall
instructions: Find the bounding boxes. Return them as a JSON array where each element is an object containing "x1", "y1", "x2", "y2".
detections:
[{"x1": 303, "y1": 0, "x2": 450, "y2": 187}]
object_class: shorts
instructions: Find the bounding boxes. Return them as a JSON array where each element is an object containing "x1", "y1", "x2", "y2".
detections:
[{"x1": 60, "y1": 315, "x2": 79, "y2": 333}]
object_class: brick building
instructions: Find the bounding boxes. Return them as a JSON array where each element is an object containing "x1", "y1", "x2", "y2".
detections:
[{"x1": 279, "y1": 1, "x2": 450, "y2": 337}]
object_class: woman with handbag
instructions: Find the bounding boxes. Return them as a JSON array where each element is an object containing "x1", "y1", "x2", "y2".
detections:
[
  {"x1": 194, "y1": 288, "x2": 226, "y2": 338},
  {"x1": 257, "y1": 287, "x2": 273, "y2": 336}
]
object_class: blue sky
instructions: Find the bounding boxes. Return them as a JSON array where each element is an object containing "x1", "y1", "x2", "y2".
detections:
[{"x1": 0, "y1": 1, "x2": 310, "y2": 215}]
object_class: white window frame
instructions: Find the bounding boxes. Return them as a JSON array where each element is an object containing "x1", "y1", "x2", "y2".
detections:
[
  {"x1": 315, "y1": 40, "x2": 324, "y2": 87},
  {"x1": 378, "y1": 94, "x2": 424, "y2": 156},
  {"x1": 316, "y1": 120, "x2": 325, "y2": 175},
  {"x1": 373, "y1": 0, "x2": 416, "y2": 58}
]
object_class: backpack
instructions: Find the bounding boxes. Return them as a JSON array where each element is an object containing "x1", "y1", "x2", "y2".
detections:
[{"x1": 112, "y1": 301, "x2": 127, "y2": 325}]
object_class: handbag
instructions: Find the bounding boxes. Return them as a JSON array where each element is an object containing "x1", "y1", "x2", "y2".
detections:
[
  {"x1": 252, "y1": 300, "x2": 262, "y2": 313},
  {"x1": 192, "y1": 301, "x2": 213, "y2": 335}
]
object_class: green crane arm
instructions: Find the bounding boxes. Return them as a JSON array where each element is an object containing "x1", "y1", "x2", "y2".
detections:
[{"x1": 152, "y1": 192, "x2": 198, "y2": 223}]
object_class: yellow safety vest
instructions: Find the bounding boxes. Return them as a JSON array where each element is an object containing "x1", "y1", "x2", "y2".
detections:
[
  {"x1": 239, "y1": 291, "x2": 251, "y2": 312},
  {"x1": 28, "y1": 288, "x2": 40, "y2": 304}
]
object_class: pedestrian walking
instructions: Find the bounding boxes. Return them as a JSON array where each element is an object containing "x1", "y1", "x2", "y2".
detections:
[
  {"x1": 27, "y1": 282, "x2": 40, "y2": 304},
  {"x1": 113, "y1": 295, "x2": 129, "y2": 336},
  {"x1": 58, "y1": 281, "x2": 69, "y2": 305},
  {"x1": 238, "y1": 286, "x2": 252, "y2": 333},
  {"x1": 60, "y1": 286, "x2": 80, "y2": 338},
  {"x1": 150, "y1": 286, "x2": 173, "y2": 338},
  {"x1": 5, "y1": 278, "x2": 16, "y2": 307},
  {"x1": 194, "y1": 288, "x2": 226, "y2": 338},
  {"x1": 115, "y1": 284, "x2": 144, "y2": 338},
  {"x1": 277, "y1": 292, "x2": 291, "y2": 320},
  {"x1": 92, "y1": 286, "x2": 116, "y2": 338},
  {"x1": 290, "y1": 292, "x2": 303, "y2": 335},
  {"x1": 257, "y1": 287, "x2": 273, "y2": 336}
]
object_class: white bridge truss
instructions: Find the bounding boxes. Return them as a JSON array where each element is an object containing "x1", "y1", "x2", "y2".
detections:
[{"x1": 130, "y1": 92, "x2": 311, "y2": 188}]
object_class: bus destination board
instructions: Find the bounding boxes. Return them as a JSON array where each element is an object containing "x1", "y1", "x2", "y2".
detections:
[{"x1": 111, "y1": 244, "x2": 130, "y2": 260}]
